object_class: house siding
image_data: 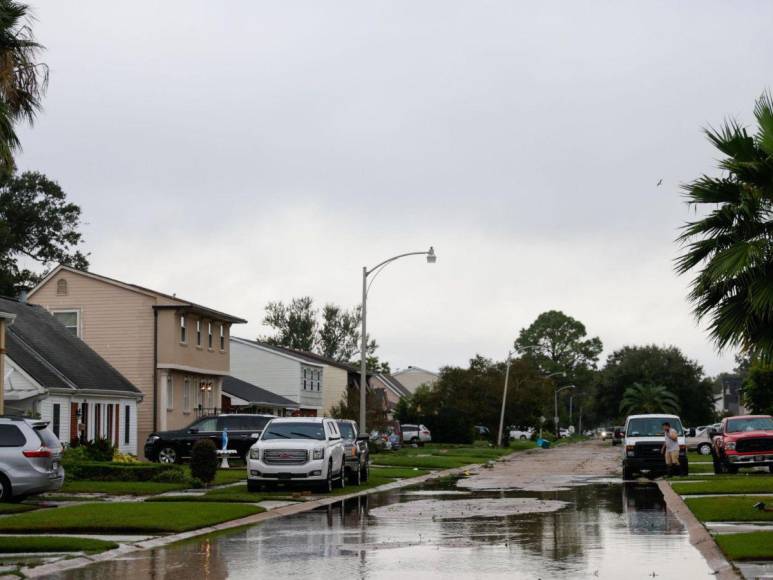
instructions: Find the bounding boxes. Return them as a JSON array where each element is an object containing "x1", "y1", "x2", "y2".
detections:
[{"x1": 322, "y1": 365, "x2": 348, "y2": 414}]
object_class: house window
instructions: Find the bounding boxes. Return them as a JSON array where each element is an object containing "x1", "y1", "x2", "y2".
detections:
[
  {"x1": 302, "y1": 368, "x2": 308, "y2": 391},
  {"x1": 166, "y1": 375, "x2": 174, "y2": 410},
  {"x1": 196, "y1": 320, "x2": 201, "y2": 346},
  {"x1": 56, "y1": 279, "x2": 68, "y2": 296},
  {"x1": 183, "y1": 378, "x2": 191, "y2": 411},
  {"x1": 124, "y1": 406, "x2": 130, "y2": 445},
  {"x1": 180, "y1": 315, "x2": 187, "y2": 343},
  {"x1": 220, "y1": 325, "x2": 225, "y2": 350},
  {"x1": 52, "y1": 403, "x2": 61, "y2": 438},
  {"x1": 208, "y1": 322, "x2": 213, "y2": 348},
  {"x1": 52, "y1": 310, "x2": 79, "y2": 337},
  {"x1": 315, "y1": 370, "x2": 321, "y2": 392}
]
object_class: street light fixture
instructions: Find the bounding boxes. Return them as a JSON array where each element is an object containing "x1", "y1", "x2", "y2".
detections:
[{"x1": 359, "y1": 246, "x2": 436, "y2": 433}]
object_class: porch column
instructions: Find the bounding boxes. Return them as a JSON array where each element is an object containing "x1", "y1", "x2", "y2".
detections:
[
  {"x1": 158, "y1": 371, "x2": 169, "y2": 431},
  {"x1": 0, "y1": 313, "x2": 16, "y2": 416},
  {"x1": 215, "y1": 376, "x2": 223, "y2": 412}
]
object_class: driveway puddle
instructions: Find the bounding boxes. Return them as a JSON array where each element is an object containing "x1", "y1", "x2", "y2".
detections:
[{"x1": 370, "y1": 497, "x2": 568, "y2": 520}]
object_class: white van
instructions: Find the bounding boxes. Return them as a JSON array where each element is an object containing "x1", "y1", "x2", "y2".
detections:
[{"x1": 621, "y1": 414, "x2": 689, "y2": 479}]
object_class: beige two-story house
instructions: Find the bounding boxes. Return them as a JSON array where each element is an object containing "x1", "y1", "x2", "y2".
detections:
[{"x1": 28, "y1": 266, "x2": 246, "y2": 456}]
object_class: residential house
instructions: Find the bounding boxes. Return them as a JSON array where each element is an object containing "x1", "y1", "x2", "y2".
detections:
[
  {"x1": 1, "y1": 296, "x2": 142, "y2": 453},
  {"x1": 391, "y1": 366, "x2": 439, "y2": 393},
  {"x1": 0, "y1": 310, "x2": 15, "y2": 415},
  {"x1": 370, "y1": 373, "x2": 411, "y2": 419},
  {"x1": 221, "y1": 375, "x2": 298, "y2": 416},
  {"x1": 28, "y1": 265, "x2": 246, "y2": 456},
  {"x1": 229, "y1": 338, "x2": 357, "y2": 416}
]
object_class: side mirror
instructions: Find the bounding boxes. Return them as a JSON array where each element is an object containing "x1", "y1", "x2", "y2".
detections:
[{"x1": 188, "y1": 428, "x2": 199, "y2": 434}]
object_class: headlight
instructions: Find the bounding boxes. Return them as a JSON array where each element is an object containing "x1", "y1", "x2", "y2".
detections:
[
  {"x1": 312, "y1": 448, "x2": 324, "y2": 460},
  {"x1": 725, "y1": 441, "x2": 736, "y2": 451},
  {"x1": 249, "y1": 448, "x2": 260, "y2": 460},
  {"x1": 147, "y1": 435, "x2": 160, "y2": 442}
]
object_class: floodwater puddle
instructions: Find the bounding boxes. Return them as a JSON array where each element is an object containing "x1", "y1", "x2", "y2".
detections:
[{"x1": 52, "y1": 480, "x2": 716, "y2": 580}]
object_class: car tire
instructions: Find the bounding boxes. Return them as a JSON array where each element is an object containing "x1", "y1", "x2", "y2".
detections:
[
  {"x1": 157, "y1": 446, "x2": 178, "y2": 464},
  {"x1": 348, "y1": 464, "x2": 362, "y2": 486},
  {"x1": 0, "y1": 474, "x2": 11, "y2": 502},
  {"x1": 622, "y1": 466, "x2": 634, "y2": 480},
  {"x1": 320, "y1": 461, "x2": 334, "y2": 493},
  {"x1": 361, "y1": 461, "x2": 369, "y2": 482},
  {"x1": 769, "y1": 465, "x2": 773, "y2": 474},
  {"x1": 247, "y1": 480, "x2": 260, "y2": 493},
  {"x1": 337, "y1": 464, "x2": 346, "y2": 489},
  {"x1": 697, "y1": 443, "x2": 711, "y2": 456}
]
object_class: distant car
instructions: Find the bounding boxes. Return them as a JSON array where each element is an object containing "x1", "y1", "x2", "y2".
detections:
[
  {"x1": 474, "y1": 425, "x2": 491, "y2": 438},
  {"x1": 401, "y1": 424, "x2": 431, "y2": 445},
  {"x1": 247, "y1": 417, "x2": 346, "y2": 493},
  {"x1": 558, "y1": 428, "x2": 571, "y2": 438},
  {"x1": 598, "y1": 427, "x2": 613, "y2": 441},
  {"x1": 145, "y1": 414, "x2": 273, "y2": 463},
  {"x1": 710, "y1": 415, "x2": 773, "y2": 474},
  {"x1": 509, "y1": 427, "x2": 534, "y2": 440},
  {"x1": 0, "y1": 416, "x2": 64, "y2": 501},
  {"x1": 612, "y1": 427, "x2": 624, "y2": 446},
  {"x1": 336, "y1": 419, "x2": 370, "y2": 485},
  {"x1": 686, "y1": 424, "x2": 716, "y2": 455}
]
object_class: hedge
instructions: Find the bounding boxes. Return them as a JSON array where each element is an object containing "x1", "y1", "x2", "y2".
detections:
[{"x1": 64, "y1": 461, "x2": 186, "y2": 482}]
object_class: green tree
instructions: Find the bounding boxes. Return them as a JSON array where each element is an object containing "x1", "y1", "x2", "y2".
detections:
[
  {"x1": 619, "y1": 383, "x2": 680, "y2": 416},
  {"x1": 676, "y1": 92, "x2": 773, "y2": 362},
  {"x1": 261, "y1": 296, "x2": 317, "y2": 351},
  {"x1": 596, "y1": 345, "x2": 715, "y2": 425},
  {"x1": 742, "y1": 363, "x2": 773, "y2": 414},
  {"x1": 329, "y1": 384, "x2": 387, "y2": 430},
  {"x1": 0, "y1": 171, "x2": 88, "y2": 295},
  {"x1": 0, "y1": 0, "x2": 48, "y2": 174}
]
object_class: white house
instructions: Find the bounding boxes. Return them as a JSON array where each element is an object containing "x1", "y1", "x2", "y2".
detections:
[
  {"x1": 392, "y1": 366, "x2": 439, "y2": 394},
  {"x1": 1, "y1": 296, "x2": 143, "y2": 454}
]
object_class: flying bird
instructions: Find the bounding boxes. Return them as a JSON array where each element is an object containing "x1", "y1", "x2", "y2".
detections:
[{"x1": 656, "y1": 179, "x2": 663, "y2": 187}]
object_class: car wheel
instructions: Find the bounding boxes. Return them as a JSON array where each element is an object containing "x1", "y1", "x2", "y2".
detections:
[
  {"x1": 622, "y1": 466, "x2": 634, "y2": 480},
  {"x1": 697, "y1": 443, "x2": 711, "y2": 456},
  {"x1": 769, "y1": 465, "x2": 773, "y2": 474},
  {"x1": 0, "y1": 474, "x2": 11, "y2": 502},
  {"x1": 337, "y1": 463, "x2": 346, "y2": 489},
  {"x1": 321, "y1": 461, "x2": 333, "y2": 493},
  {"x1": 361, "y1": 461, "x2": 369, "y2": 482},
  {"x1": 247, "y1": 480, "x2": 260, "y2": 493},
  {"x1": 349, "y1": 464, "x2": 362, "y2": 486},
  {"x1": 157, "y1": 446, "x2": 178, "y2": 464}
]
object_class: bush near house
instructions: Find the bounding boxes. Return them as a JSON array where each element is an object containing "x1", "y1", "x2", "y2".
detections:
[
  {"x1": 190, "y1": 439, "x2": 218, "y2": 486},
  {"x1": 63, "y1": 461, "x2": 186, "y2": 483}
]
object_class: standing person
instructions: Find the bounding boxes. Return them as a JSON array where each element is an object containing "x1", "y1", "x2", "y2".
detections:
[{"x1": 661, "y1": 421, "x2": 680, "y2": 477}]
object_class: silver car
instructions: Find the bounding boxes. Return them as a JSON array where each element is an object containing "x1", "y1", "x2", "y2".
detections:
[{"x1": 0, "y1": 417, "x2": 64, "y2": 501}]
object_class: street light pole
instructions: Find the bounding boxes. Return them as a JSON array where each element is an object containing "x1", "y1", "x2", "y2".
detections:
[
  {"x1": 554, "y1": 385, "x2": 575, "y2": 437},
  {"x1": 496, "y1": 351, "x2": 513, "y2": 448},
  {"x1": 359, "y1": 247, "x2": 436, "y2": 434}
]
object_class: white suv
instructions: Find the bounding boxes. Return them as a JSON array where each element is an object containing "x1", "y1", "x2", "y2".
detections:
[{"x1": 247, "y1": 417, "x2": 345, "y2": 493}]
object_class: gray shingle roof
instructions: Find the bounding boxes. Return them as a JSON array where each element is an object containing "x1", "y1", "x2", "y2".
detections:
[
  {"x1": 0, "y1": 296, "x2": 141, "y2": 396},
  {"x1": 377, "y1": 374, "x2": 412, "y2": 398},
  {"x1": 232, "y1": 337, "x2": 361, "y2": 373},
  {"x1": 222, "y1": 376, "x2": 298, "y2": 408}
]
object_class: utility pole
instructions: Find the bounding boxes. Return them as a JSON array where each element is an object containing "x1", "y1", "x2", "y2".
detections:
[{"x1": 496, "y1": 352, "x2": 513, "y2": 447}]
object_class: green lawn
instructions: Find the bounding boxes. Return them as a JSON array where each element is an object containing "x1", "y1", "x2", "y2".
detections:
[
  {"x1": 684, "y1": 496, "x2": 773, "y2": 522},
  {"x1": 0, "y1": 502, "x2": 264, "y2": 534},
  {"x1": 672, "y1": 477, "x2": 773, "y2": 495},
  {"x1": 689, "y1": 462, "x2": 715, "y2": 474},
  {"x1": 211, "y1": 469, "x2": 247, "y2": 486},
  {"x1": 372, "y1": 441, "x2": 531, "y2": 470},
  {"x1": 715, "y1": 532, "x2": 773, "y2": 560},
  {"x1": 0, "y1": 504, "x2": 38, "y2": 515},
  {"x1": 60, "y1": 480, "x2": 188, "y2": 496},
  {"x1": 0, "y1": 536, "x2": 118, "y2": 554}
]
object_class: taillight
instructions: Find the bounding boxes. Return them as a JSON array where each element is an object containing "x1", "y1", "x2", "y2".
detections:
[{"x1": 23, "y1": 447, "x2": 52, "y2": 458}]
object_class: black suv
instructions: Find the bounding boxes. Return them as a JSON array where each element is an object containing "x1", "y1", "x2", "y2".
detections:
[
  {"x1": 145, "y1": 414, "x2": 273, "y2": 463},
  {"x1": 336, "y1": 419, "x2": 370, "y2": 485}
]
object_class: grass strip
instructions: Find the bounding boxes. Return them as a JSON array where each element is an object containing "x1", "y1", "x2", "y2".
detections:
[
  {"x1": 60, "y1": 481, "x2": 188, "y2": 496},
  {"x1": 0, "y1": 536, "x2": 118, "y2": 554},
  {"x1": 0, "y1": 502, "x2": 264, "y2": 534},
  {"x1": 211, "y1": 469, "x2": 247, "y2": 486},
  {"x1": 0, "y1": 504, "x2": 37, "y2": 515},
  {"x1": 689, "y1": 462, "x2": 715, "y2": 474},
  {"x1": 715, "y1": 531, "x2": 773, "y2": 560},
  {"x1": 672, "y1": 477, "x2": 773, "y2": 495},
  {"x1": 683, "y1": 496, "x2": 773, "y2": 522}
]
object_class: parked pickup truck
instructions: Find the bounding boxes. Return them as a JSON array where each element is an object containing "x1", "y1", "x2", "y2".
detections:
[
  {"x1": 709, "y1": 415, "x2": 773, "y2": 474},
  {"x1": 336, "y1": 419, "x2": 370, "y2": 485},
  {"x1": 247, "y1": 417, "x2": 346, "y2": 493}
]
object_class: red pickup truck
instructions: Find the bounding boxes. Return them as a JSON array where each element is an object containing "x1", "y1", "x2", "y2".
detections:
[{"x1": 710, "y1": 415, "x2": 773, "y2": 474}]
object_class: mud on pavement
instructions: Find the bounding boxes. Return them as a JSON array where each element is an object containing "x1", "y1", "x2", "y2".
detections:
[{"x1": 458, "y1": 439, "x2": 620, "y2": 492}]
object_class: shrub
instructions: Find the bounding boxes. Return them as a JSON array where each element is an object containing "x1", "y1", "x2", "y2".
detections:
[
  {"x1": 112, "y1": 452, "x2": 140, "y2": 464},
  {"x1": 64, "y1": 461, "x2": 185, "y2": 482},
  {"x1": 81, "y1": 438, "x2": 116, "y2": 462},
  {"x1": 190, "y1": 439, "x2": 218, "y2": 486},
  {"x1": 62, "y1": 445, "x2": 90, "y2": 464},
  {"x1": 151, "y1": 468, "x2": 190, "y2": 484}
]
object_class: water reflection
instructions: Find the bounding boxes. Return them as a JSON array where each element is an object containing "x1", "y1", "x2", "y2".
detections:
[{"x1": 53, "y1": 483, "x2": 714, "y2": 580}]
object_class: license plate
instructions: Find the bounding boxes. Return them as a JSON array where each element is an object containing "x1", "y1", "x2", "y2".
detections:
[
  {"x1": 756, "y1": 456, "x2": 765, "y2": 462},
  {"x1": 52, "y1": 461, "x2": 59, "y2": 471},
  {"x1": 277, "y1": 473, "x2": 292, "y2": 480}
]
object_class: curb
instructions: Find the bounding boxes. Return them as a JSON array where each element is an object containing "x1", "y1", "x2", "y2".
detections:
[
  {"x1": 657, "y1": 480, "x2": 741, "y2": 580},
  {"x1": 20, "y1": 462, "x2": 483, "y2": 578}
]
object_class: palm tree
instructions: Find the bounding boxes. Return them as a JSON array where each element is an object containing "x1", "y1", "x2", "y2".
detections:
[
  {"x1": 0, "y1": 0, "x2": 47, "y2": 174},
  {"x1": 619, "y1": 383, "x2": 680, "y2": 416},
  {"x1": 676, "y1": 92, "x2": 773, "y2": 362}
]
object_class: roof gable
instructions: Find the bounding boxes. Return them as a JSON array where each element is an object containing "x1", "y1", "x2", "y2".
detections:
[{"x1": 222, "y1": 376, "x2": 299, "y2": 408}]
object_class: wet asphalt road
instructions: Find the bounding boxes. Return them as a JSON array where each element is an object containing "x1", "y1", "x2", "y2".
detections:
[{"x1": 52, "y1": 441, "x2": 716, "y2": 580}]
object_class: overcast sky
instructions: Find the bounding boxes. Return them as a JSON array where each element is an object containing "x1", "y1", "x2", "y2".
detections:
[{"x1": 15, "y1": 1, "x2": 773, "y2": 376}]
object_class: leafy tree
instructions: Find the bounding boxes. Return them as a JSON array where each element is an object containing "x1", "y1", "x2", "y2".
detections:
[
  {"x1": 742, "y1": 363, "x2": 773, "y2": 414},
  {"x1": 329, "y1": 384, "x2": 387, "y2": 430},
  {"x1": 261, "y1": 296, "x2": 317, "y2": 351},
  {"x1": 0, "y1": 171, "x2": 88, "y2": 295},
  {"x1": 619, "y1": 383, "x2": 680, "y2": 415},
  {"x1": 676, "y1": 92, "x2": 773, "y2": 362},
  {"x1": 0, "y1": 0, "x2": 48, "y2": 174},
  {"x1": 596, "y1": 345, "x2": 715, "y2": 425},
  {"x1": 514, "y1": 310, "x2": 603, "y2": 376}
]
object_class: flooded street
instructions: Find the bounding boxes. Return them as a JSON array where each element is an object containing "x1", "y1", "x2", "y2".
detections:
[{"x1": 53, "y1": 444, "x2": 717, "y2": 580}]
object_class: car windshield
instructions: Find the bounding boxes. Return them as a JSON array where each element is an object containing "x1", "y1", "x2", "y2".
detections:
[
  {"x1": 336, "y1": 422, "x2": 356, "y2": 440},
  {"x1": 727, "y1": 417, "x2": 773, "y2": 433},
  {"x1": 626, "y1": 418, "x2": 684, "y2": 437},
  {"x1": 261, "y1": 422, "x2": 326, "y2": 441}
]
